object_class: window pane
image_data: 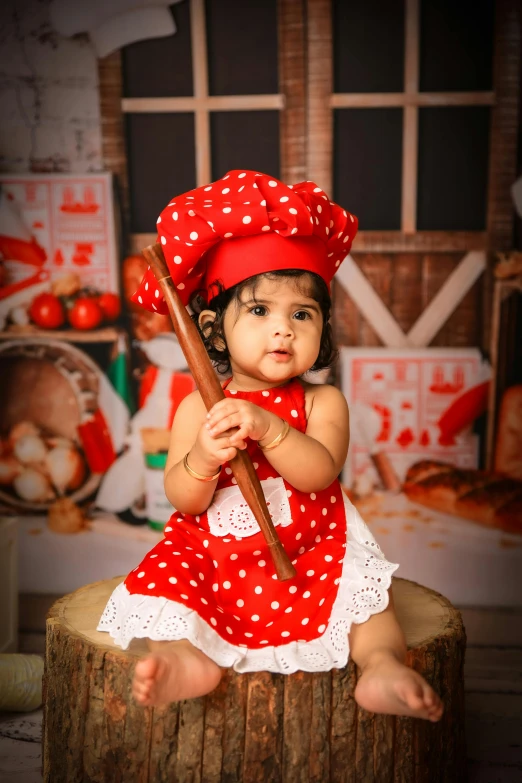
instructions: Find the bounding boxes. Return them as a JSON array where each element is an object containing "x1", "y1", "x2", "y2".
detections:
[
  {"x1": 206, "y1": 0, "x2": 278, "y2": 95},
  {"x1": 123, "y1": 3, "x2": 193, "y2": 97},
  {"x1": 210, "y1": 112, "x2": 280, "y2": 181},
  {"x1": 333, "y1": 109, "x2": 402, "y2": 230},
  {"x1": 420, "y1": 0, "x2": 494, "y2": 91},
  {"x1": 126, "y1": 114, "x2": 196, "y2": 232},
  {"x1": 333, "y1": 0, "x2": 405, "y2": 93},
  {"x1": 417, "y1": 107, "x2": 490, "y2": 231}
]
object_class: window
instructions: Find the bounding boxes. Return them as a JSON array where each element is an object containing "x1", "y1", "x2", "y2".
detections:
[
  {"x1": 328, "y1": 0, "x2": 495, "y2": 244},
  {"x1": 121, "y1": 0, "x2": 282, "y2": 236},
  {"x1": 99, "y1": 0, "x2": 519, "y2": 256}
]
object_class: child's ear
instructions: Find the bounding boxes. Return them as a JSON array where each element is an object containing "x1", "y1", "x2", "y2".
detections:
[
  {"x1": 198, "y1": 309, "x2": 216, "y2": 335},
  {"x1": 198, "y1": 310, "x2": 226, "y2": 351}
]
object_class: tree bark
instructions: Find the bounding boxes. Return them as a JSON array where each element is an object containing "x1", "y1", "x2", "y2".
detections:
[{"x1": 43, "y1": 576, "x2": 466, "y2": 782}]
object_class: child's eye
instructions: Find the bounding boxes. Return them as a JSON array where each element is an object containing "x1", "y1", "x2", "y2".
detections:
[
  {"x1": 250, "y1": 305, "x2": 267, "y2": 316},
  {"x1": 293, "y1": 310, "x2": 311, "y2": 320}
]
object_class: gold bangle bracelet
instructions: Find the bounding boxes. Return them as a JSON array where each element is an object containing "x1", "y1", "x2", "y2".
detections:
[
  {"x1": 183, "y1": 453, "x2": 221, "y2": 482},
  {"x1": 259, "y1": 419, "x2": 290, "y2": 451}
]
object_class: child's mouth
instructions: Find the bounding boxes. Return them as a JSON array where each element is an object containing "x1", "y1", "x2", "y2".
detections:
[{"x1": 269, "y1": 349, "x2": 291, "y2": 362}]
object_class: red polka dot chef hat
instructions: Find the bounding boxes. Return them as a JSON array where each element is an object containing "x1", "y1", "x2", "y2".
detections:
[{"x1": 132, "y1": 170, "x2": 358, "y2": 312}]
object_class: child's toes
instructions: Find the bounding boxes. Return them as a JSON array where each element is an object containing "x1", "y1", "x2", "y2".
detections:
[
  {"x1": 134, "y1": 676, "x2": 152, "y2": 692},
  {"x1": 423, "y1": 690, "x2": 435, "y2": 706},
  {"x1": 425, "y1": 689, "x2": 442, "y2": 710},
  {"x1": 132, "y1": 681, "x2": 150, "y2": 701},
  {"x1": 132, "y1": 688, "x2": 148, "y2": 705},
  {"x1": 400, "y1": 680, "x2": 425, "y2": 709},
  {"x1": 427, "y1": 700, "x2": 444, "y2": 722},
  {"x1": 138, "y1": 687, "x2": 156, "y2": 706},
  {"x1": 406, "y1": 692, "x2": 425, "y2": 711},
  {"x1": 132, "y1": 673, "x2": 156, "y2": 701},
  {"x1": 135, "y1": 657, "x2": 159, "y2": 682}
]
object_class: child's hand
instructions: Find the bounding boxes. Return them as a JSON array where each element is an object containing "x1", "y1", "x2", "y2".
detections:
[
  {"x1": 188, "y1": 421, "x2": 241, "y2": 476},
  {"x1": 205, "y1": 399, "x2": 272, "y2": 448}
]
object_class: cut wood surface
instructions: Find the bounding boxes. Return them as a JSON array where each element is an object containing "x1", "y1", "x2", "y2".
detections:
[{"x1": 43, "y1": 576, "x2": 466, "y2": 782}]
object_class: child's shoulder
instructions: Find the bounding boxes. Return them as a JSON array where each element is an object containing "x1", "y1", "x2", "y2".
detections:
[
  {"x1": 174, "y1": 388, "x2": 207, "y2": 420},
  {"x1": 298, "y1": 379, "x2": 348, "y2": 420}
]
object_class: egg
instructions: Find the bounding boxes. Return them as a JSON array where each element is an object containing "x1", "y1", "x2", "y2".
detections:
[
  {"x1": 45, "y1": 446, "x2": 86, "y2": 494},
  {"x1": 13, "y1": 434, "x2": 48, "y2": 465},
  {"x1": 13, "y1": 468, "x2": 55, "y2": 502}
]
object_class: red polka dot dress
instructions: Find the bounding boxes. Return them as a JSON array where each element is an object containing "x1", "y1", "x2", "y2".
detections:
[{"x1": 98, "y1": 379, "x2": 399, "y2": 673}]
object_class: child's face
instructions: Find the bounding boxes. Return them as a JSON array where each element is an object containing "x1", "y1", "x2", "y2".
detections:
[{"x1": 222, "y1": 276, "x2": 324, "y2": 387}]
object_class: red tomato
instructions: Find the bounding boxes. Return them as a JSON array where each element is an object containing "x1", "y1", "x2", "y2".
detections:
[
  {"x1": 29, "y1": 293, "x2": 65, "y2": 329},
  {"x1": 97, "y1": 292, "x2": 121, "y2": 322},
  {"x1": 68, "y1": 297, "x2": 103, "y2": 330}
]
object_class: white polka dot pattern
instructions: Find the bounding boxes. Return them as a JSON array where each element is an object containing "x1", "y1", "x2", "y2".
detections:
[
  {"x1": 130, "y1": 169, "x2": 358, "y2": 312},
  {"x1": 97, "y1": 376, "x2": 397, "y2": 676}
]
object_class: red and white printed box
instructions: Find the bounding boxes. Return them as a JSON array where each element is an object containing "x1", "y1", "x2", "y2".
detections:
[
  {"x1": 340, "y1": 348, "x2": 485, "y2": 487},
  {"x1": 0, "y1": 172, "x2": 119, "y2": 302}
]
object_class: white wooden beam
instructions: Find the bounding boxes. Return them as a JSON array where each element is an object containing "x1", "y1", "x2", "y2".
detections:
[
  {"x1": 336, "y1": 252, "x2": 487, "y2": 349},
  {"x1": 335, "y1": 256, "x2": 410, "y2": 347},
  {"x1": 406, "y1": 251, "x2": 487, "y2": 346},
  {"x1": 122, "y1": 95, "x2": 285, "y2": 113},
  {"x1": 401, "y1": 0, "x2": 420, "y2": 234},
  {"x1": 191, "y1": 0, "x2": 211, "y2": 185},
  {"x1": 330, "y1": 92, "x2": 495, "y2": 108}
]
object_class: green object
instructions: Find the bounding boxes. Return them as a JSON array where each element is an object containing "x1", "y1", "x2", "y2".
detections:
[
  {"x1": 145, "y1": 452, "x2": 168, "y2": 469},
  {"x1": 107, "y1": 335, "x2": 135, "y2": 414},
  {"x1": 144, "y1": 451, "x2": 169, "y2": 531},
  {"x1": 147, "y1": 518, "x2": 166, "y2": 532}
]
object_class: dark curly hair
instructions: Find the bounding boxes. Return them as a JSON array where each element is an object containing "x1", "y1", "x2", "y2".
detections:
[{"x1": 189, "y1": 269, "x2": 338, "y2": 376}]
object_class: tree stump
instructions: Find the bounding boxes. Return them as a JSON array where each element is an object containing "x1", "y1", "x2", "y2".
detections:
[{"x1": 43, "y1": 577, "x2": 466, "y2": 782}]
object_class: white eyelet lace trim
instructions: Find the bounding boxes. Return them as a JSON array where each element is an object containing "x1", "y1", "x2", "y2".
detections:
[
  {"x1": 207, "y1": 477, "x2": 292, "y2": 538},
  {"x1": 97, "y1": 496, "x2": 399, "y2": 673}
]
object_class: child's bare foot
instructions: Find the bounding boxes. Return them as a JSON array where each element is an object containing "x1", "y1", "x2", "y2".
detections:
[
  {"x1": 132, "y1": 640, "x2": 222, "y2": 706},
  {"x1": 354, "y1": 652, "x2": 443, "y2": 722}
]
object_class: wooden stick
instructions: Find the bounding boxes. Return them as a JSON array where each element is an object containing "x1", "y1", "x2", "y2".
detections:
[{"x1": 142, "y1": 243, "x2": 296, "y2": 581}]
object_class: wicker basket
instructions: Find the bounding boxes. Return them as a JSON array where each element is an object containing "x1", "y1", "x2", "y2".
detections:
[{"x1": 0, "y1": 339, "x2": 105, "y2": 511}]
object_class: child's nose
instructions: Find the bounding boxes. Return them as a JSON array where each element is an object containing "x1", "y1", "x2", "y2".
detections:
[{"x1": 273, "y1": 319, "x2": 294, "y2": 337}]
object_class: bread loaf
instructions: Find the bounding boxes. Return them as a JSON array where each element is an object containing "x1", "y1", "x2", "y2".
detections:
[
  {"x1": 403, "y1": 460, "x2": 522, "y2": 535},
  {"x1": 494, "y1": 385, "x2": 522, "y2": 481}
]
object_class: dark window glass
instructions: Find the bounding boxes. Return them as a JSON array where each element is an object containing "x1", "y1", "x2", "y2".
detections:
[
  {"x1": 206, "y1": 0, "x2": 278, "y2": 95},
  {"x1": 126, "y1": 113, "x2": 196, "y2": 232},
  {"x1": 420, "y1": 0, "x2": 494, "y2": 91},
  {"x1": 333, "y1": 0, "x2": 405, "y2": 93},
  {"x1": 333, "y1": 109, "x2": 403, "y2": 230},
  {"x1": 122, "y1": 3, "x2": 193, "y2": 97},
  {"x1": 417, "y1": 107, "x2": 490, "y2": 231},
  {"x1": 210, "y1": 112, "x2": 280, "y2": 181}
]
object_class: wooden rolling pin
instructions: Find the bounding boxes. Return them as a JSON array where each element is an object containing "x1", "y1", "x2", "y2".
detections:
[{"x1": 142, "y1": 243, "x2": 296, "y2": 581}]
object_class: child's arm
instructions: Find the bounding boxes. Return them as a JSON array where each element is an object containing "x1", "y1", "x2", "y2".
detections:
[
  {"x1": 260, "y1": 384, "x2": 349, "y2": 491},
  {"x1": 205, "y1": 384, "x2": 349, "y2": 493},
  {"x1": 164, "y1": 390, "x2": 246, "y2": 515}
]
